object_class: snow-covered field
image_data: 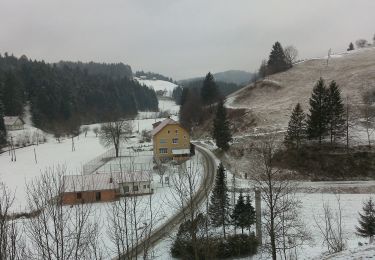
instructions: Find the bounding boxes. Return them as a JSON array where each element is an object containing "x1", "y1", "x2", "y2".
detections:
[{"x1": 135, "y1": 77, "x2": 178, "y2": 97}]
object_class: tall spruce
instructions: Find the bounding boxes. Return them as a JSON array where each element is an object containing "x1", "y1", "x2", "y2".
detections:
[
  {"x1": 285, "y1": 103, "x2": 306, "y2": 149},
  {"x1": 201, "y1": 72, "x2": 219, "y2": 105},
  {"x1": 356, "y1": 198, "x2": 375, "y2": 243},
  {"x1": 212, "y1": 99, "x2": 232, "y2": 151},
  {"x1": 209, "y1": 163, "x2": 230, "y2": 238},
  {"x1": 307, "y1": 78, "x2": 329, "y2": 144},
  {"x1": 267, "y1": 42, "x2": 290, "y2": 75},
  {"x1": 326, "y1": 81, "x2": 345, "y2": 144},
  {"x1": 245, "y1": 195, "x2": 256, "y2": 234},
  {"x1": 232, "y1": 193, "x2": 255, "y2": 234}
]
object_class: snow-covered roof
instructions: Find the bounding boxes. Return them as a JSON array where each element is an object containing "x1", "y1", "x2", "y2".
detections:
[
  {"x1": 172, "y1": 149, "x2": 190, "y2": 155},
  {"x1": 151, "y1": 118, "x2": 180, "y2": 136},
  {"x1": 63, "y1": 171, "x2": 152, "y2": 192},
  {"x1": 3, "y1": 116, "x2": 24, "y2": 126}
]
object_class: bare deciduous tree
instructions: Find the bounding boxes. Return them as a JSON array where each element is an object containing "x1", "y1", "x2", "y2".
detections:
[
  {"x1": 99, "y1": 120, "x2": 133, "y2": 157},
  {"x1": 250, "y1": 137, "x2": 310, "y2": 260},
  {"x1": 25, "y1": 165, "x2": 101, "y2": 260},
  {"x1": 284, "y1": 45, "x2": 299, "y2": 66},
  {"x1": 361, "y1": 92, "x2": 375, "y2": 148},
  {"x1": 356, "y1": 39, "x2": 368, "y2": 48},
  {"x1": 81, "y1": 126, "x2": 90, "y2": 138},
  {"x1": 0, "y1": 182, "x2": 27, "y2": 260}
]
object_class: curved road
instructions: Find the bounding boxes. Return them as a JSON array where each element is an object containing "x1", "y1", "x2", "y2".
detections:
[{"x1": 116, "y1": 143, "x2": 217, "y2": 259}]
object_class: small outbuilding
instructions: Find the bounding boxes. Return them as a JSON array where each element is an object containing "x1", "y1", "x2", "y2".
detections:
[
  {"x1": 4, "y1": 116, "x2": 24, "y2": 131},
  {"x1": 62, "y1": 171, "x2": 153, "y2": 205}
]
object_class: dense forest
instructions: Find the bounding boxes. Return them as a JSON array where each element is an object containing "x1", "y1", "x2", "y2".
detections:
[
  {"x1": 0, "y1": 53, "x2": 158, "y2": 133},
  {"x1": 56, "y1": 61, "x2": 133, "y2": 79}
]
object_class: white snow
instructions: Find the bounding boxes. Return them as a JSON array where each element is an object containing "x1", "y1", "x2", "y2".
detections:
[{"x1": 135, "y1": 77, "x2": 178, "y2": 97}]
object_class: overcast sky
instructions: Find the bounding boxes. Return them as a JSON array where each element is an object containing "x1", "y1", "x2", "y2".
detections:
[{"x1": 0, "y1": 0, "x2": 374, "y2": 80}]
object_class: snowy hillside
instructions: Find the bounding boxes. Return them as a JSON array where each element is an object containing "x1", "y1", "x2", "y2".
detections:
[
  {"x1": 135, "y1": 77, "x2": 178, "y2": 97},
  {"x1": 227, "y1": 47, "x2": 375, "y2": 131}
]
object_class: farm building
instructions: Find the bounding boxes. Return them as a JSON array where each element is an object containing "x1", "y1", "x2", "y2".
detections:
[
  {"x1": 4, "y1": 116, "x2": 24, "y2": 131},
  {"x1": 151, "y1": 117, "x2": 192, "y2": 161},
  {"x1": 62, "y1": 171, "x2": 153, "y2": 205}
]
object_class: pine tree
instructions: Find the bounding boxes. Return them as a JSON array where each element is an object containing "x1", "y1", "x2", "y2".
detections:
[
  {"x1": 209, "y1": 163, "x2": 230, "y2": 238},
  {"x1": 232, "y1": 193, "x2": 253, "y2": 234},
  {"x1": 347, "y1": 42, "x2": 354, "y2": 51},
  {"x1": 307, "y1": 78, "x2": 329, "y2": 144},
  {"x1": 356, "y1": 198, "x2": 375, "y2": 243},
  {"x1": 245, "y1": 195, "x2": 256, "y2": 234},
  {"x1": 212, "y1": 99, "x2": 232, "y2": 151},
  {"x1": 326, "y1": 81, "x2": 345, "y2": 145},
  {"x1": 267, "y1": 42, "x2": 291, "y2": 75},
  {"x1": 285, "y1": 103, "x2": 306, "y2": 149},
  {"x1": 201, "y1": 72, "x2": 219, "y2": 105}
]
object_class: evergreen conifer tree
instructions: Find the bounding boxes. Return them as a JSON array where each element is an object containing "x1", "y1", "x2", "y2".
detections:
[
  {"x1": 209, "y1": 163, "x2": 230, "y2": 238},
  {"x1": 245, "y1": 195, "x2": 256, "y2": 234},
  {"x1": 356, "y1": 198, "x2": 375, "y2": 243},
  {"x1": 201, "y1": 72, "x2": 219, "y2": 105},
  {"x1": 232, "y1": 193, "x2": 250, "y2": 234},
  {"x1": 347, "y1": 42, "x2": 354, "y2": 51},
  {"x1": 285, "y1": 103, "x2": 306, "y2": 149},
  {"x1": 267, "y1": 42, "x2": 290, "y2": 75},
  {"x1": 212, "y1": 99, "x2": 232, "y2": 151},
  {"x1": 307, "y1": 78, "x2": 329, "y2": 144},
  {"x1": 326, "y1": 81, "x2": 345, "y2": 144}
]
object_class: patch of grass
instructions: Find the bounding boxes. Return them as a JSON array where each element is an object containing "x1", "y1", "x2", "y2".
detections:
[{"x1": 273, "y1": 144, "x2": 375, "y2": 181}]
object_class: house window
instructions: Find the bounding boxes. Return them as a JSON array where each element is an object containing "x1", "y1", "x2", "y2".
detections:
[
  {"x1": 143, "y1": 185, "x2": 146, "y2": 189},
  {"x1": 77, "y1": 192, "x2": 82, "y2": 199},
  {"x1": 147, "y1": 185, "x2": 150, "y2": 188},
  {"x1": 172, "y1": 138, "x2": 178, "y2": 144},
  {"x1": 175, "y1": 129, "x2": 178, "y2": 133},
  {"x1": 184, "y1": 135, "x2": 186, "y2": 139},
  {"x1": 124, "y1": 185, "x2": 129, "y2": 193},
  {"x1": 159, "y1": 148, "x2": 168, "y2": 154},
  {"x1": 168, "y1": 130, "x2": 170, "y2": 134},
  {"x1": 160, "y1": 139, "x2": 167, "y2": 144},
  {"x1": 133, "y1": 185, "x2": 139, "y2": 192}
]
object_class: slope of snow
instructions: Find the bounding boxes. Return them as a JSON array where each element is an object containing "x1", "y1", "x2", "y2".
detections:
[{"x1": 135, "y1": 77, "x2": 178, "y2": 97}]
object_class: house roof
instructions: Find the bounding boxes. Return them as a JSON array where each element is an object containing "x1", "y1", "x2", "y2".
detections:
[
  {"x1": 3, "y1": 116, "x2": 24, "y2": 126},
  {"x1": 151, "y1": 118, "x2": 180, "y2": 136},
  {"x1": 63, "y1": 171, "x2": 152, "y2": 192}
]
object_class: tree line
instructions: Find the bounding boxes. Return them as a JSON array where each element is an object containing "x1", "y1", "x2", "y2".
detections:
[
  {"x1": 285, "y1": 78, "x2": 346, "y2": 148},
  {"x1": 134, "y1": 70, "x2": 175, "y2": 83},
  {"x1": 0, "y1": 53, "x2": 158, "y2": 136}
]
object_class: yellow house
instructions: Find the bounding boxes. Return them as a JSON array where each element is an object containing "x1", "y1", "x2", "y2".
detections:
[{"x1": 151, "y1": 118, "x2": 191, "y2": 161}]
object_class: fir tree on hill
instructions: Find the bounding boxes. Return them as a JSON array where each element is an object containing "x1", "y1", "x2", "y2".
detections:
[
  {"x1": 285, "y1": 103, "x2": 306, "y2": 149},
  {"x1": 347, "y1": 42, "x2": 354, "y2": 51},
  {"x1": 307, "y1": 78, "x2": 329, "y2": 144},
  {"x1": 201, "y1": 72, "x2": 220, "y2": 105},
  {"x1": 245, "y1": 195, "x2": 256, "y2": 234},
  {"x1": 212, "y1": 99, "x2": 232, "y2": 151},
  {"x1": 209, "y1": 163, "x2": 230, "y2": 238},
  {"x1": 267, "y1": 42, "x2": 291, "y2": 75},
  {"x1": 326, "y1": 81, "x2": 345, "y2": 144},
  {"x1": 356, "y1": 198, "x2": 375, "y2": 243}
]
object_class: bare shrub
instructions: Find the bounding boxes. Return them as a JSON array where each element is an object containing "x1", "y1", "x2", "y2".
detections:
[
  {"x1": 356, "y1": 39, "x2": 368, "y2": 48},
  {"x1": 314, "y1": 196, "x2": 347, "y2": 254}
]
